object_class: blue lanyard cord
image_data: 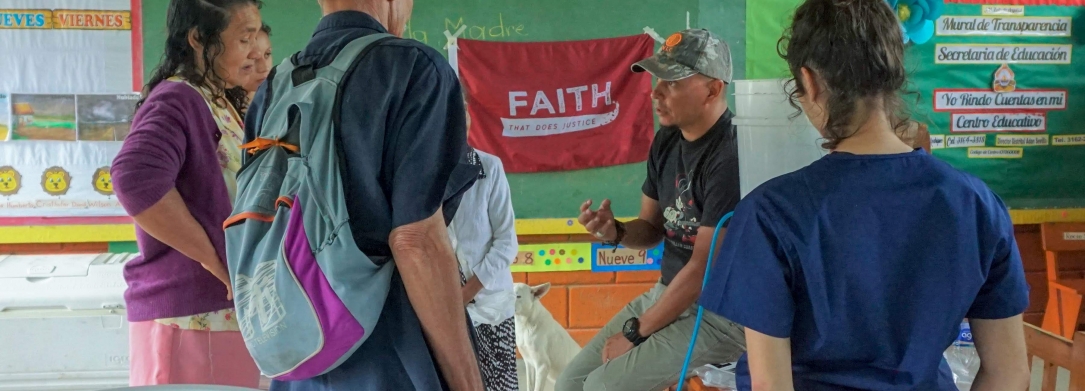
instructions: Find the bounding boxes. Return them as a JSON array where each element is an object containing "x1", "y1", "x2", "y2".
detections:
[{"x1": 675, "y1": 210, "x2": 734, "y2": 391}]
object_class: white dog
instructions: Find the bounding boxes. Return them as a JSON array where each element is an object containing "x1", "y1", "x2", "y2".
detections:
[{"x1": 514, "y1": 282, "x2": 582, "y2": 391}]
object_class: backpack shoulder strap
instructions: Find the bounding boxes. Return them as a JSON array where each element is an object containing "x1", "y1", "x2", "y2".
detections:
[
  {"x1": 319, "y1": 33, "x2": 396, "y2": 85},
  {"x1": 329, "y1": 33, "x2": 396, "y2": 71},
  {"x1": 325, "y1": 34, "x2": 397, "y2": 172}
]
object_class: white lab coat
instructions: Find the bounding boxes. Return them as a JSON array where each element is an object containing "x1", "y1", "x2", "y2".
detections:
[{"x1": 448, "y1": 150, "x2": 518, "y2": 326}]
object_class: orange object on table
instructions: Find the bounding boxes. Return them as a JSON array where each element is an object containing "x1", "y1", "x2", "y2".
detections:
[{"x1": 667, "y1": 376, "x2": 728, "y2": 391}]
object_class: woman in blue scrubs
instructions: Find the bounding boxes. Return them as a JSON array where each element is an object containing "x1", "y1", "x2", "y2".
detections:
[{"x1": 699, "y1": 0, "x2": 1032, "y2": 390}]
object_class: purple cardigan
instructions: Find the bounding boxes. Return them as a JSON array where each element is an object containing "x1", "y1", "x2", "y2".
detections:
[{"x1": 111, "y1": 81, "x2": 234, "y2": 322}]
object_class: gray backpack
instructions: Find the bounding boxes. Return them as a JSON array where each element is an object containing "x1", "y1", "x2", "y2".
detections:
[{"x1": 224, "y1": 33, "x2": 395, "y2": 381}]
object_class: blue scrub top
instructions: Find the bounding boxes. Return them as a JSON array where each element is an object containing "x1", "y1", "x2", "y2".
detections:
[{"x1": 700, "y1": 149, "x2": 1029, "y2": 391}]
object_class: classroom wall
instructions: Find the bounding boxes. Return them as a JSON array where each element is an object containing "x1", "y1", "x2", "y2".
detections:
[
  {"x1": 0, "y1": 227, "x2": 1065, "y2": 333},
  {"x1": 140, "y1": 0, "x2": 747, "y2": 220},
  {"x1": 746, "y1": 1, "x2": 1085, "y2": 208},
  {"x1": 519, "y1": 226, "x2": 1063, "y2": 336},
  {"x1": 129, "y1": 0, "x2": 1075, "y2": 337},
  {"x1": 745, "y1": 0, "x2": 797, "y2": 79},
  {"x1": 539, "y1": 227, "x2": 1070, "y2": 335}
]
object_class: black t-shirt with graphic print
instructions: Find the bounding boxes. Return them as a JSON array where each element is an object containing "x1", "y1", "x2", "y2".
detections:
[{"x1": 642, "y1": 110, "x2": 740, "y2": 286}]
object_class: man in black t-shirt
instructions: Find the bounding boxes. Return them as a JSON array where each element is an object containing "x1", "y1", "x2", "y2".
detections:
[{"x1": 556, "y1": 29, "x2": 747, "y2": 391}]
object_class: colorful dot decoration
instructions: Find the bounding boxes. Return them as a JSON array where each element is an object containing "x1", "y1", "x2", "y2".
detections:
[
  {"x1": 516, "y1": 244, "x2": 664, "y2": 271},
  {"x1": 646, "y1": 248, "x2": 662, "y2": 265},
  {"x1": 517, "y1": 245, "x2": 594, "y2": 270}
]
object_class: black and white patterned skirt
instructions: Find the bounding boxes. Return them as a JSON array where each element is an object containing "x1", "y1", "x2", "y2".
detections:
[
  {"x1": 475, "y1": 318, "x2": 518, "y2": 391},
  {"x1": 460, "y1": 269, "x2": 518, "y2": 391}
]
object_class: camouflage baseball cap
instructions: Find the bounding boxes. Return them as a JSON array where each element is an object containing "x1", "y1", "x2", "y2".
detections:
[{"x1": 632, "y1": 29, "x2": 732, "y2": 83}]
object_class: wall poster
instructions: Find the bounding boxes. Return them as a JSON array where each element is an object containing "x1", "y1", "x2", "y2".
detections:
[
  {"x1": 914, "y1": 2, "x2": 1085, "y2": 208},
  {"x1": 0, "y1": 0, "x2": 141, "y2": 217}
]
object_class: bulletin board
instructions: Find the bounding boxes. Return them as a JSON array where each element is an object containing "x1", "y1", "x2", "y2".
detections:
[
  {"x1": 7, "y1": 0, "x2": 1085, "y2": 250},
  {"x1": 0, "y1": 0, "x2": 747, "y2": 253},
  {"x1": 745, "y1": 0, "x2": 1085, "y2": 210},
  {"x1": 914, "y1": 3, "x2": 1085, "y2": 208},
  {"x1": 0, "y1": 0, "x2": 142, "y2": 218}
]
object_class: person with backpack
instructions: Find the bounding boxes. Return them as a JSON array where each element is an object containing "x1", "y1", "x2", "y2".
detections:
[
  {"x1": 110, "y1": 0, "x2": 263, "y2": 386},
  {"x1": 698, "y1": 0, "x2": 1031, "y2": 390},
  {"x1": 235, "y1": 0, "x2": 485, "y2": 390}
]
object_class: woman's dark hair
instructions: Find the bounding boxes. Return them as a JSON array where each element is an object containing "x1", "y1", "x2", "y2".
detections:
[
  {"x1": 260, "y1": 23, "x2": 271, "y2": 36},
  {"x1": 778, "y1": 0, "x2": 912, "y2": 149},
  {"x1": 138, "y1": 0, "x2": 263, "y2": 115}
]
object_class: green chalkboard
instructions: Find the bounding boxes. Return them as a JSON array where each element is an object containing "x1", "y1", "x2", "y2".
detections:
[
  {"x1": 745, "y1": 1, "x2": 1085, "y2": 209},
  {"x1": 141, "y1": 0, "x2": 747, "y2": 219}
]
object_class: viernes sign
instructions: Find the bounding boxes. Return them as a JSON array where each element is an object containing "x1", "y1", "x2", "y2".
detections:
[
  {"x1": 934, "y1": 89, "x2": 1067, "y2": 111},
  {"x1": 936, "y1": 44, "x2": 1071, "y2": 64},
  {"x1": 0, "y1": 9, "x2": 131, "y2": 30},
  {"x1": 951, "y1": 112, "x2": 1046, "y2": 133},
  {"x1": 937, "y1": 16, "x2": 1071, "y2": 36}
]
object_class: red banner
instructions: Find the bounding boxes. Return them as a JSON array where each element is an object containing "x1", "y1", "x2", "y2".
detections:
[{"x1": 458, "y1": 35, "x2": 655, "y2": 173}]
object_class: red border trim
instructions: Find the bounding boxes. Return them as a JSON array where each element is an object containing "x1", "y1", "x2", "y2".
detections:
[
  {"x1": 950, "y1": 111, "x2": 1048, "y2": 133},
  {"x1": 947, "y1": 0, "x2": 1085, "y2": 4},
  {"x1": 932, "y1": 88, "x2": 1069, "y2": 112},
  {"x1": 131, "y1": 0, "x2": 143, "y2": 92},
  {"x1": 0, "y1": 216, "x2": 133, "y2": 227}
]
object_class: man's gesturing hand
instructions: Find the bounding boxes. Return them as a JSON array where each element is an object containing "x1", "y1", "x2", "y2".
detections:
[{"x1": 579, "y1": 199, "x2": 617, "y2": 241}]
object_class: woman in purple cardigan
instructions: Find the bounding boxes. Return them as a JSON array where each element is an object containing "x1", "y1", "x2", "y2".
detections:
[{"x1": 111, "y1": 0, "x2": 263, "y2": 386}]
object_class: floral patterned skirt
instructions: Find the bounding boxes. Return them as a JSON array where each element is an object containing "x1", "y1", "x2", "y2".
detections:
[{"x1": 154, "y1": 308, "x2": 240, "y2": 331}]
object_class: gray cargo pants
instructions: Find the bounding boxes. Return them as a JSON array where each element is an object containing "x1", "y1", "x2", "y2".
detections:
[{"x1": 555, "y1": 282, "x2": 747, "y2": 391}]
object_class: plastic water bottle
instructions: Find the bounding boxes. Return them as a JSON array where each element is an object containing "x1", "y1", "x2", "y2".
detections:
[
  {"x1": 694, "y1": 363, "x2": 738, "y2": 390},
  {"x1": 944, "y1": 320, "x2": 980, "y2": 391}
]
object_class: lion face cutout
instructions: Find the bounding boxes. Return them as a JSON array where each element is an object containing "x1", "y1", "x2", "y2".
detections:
[
  {"x1": 0, "y1": 166, "x2": 22, "y2": 196},
  {"x1": 92, "y1": 167, "x2": 113, "y2": 196},
  {"x1": 41, "y1": 167, "x2": 71, "y2": 196}
]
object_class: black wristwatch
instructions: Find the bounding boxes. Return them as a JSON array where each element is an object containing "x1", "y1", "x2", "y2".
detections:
[
  {"x1": 603, "y1": 219, "x2": 626, "y2": 251},
  {"x1": 622, "y1": 317, "x2": 649, "y2": 346}
]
